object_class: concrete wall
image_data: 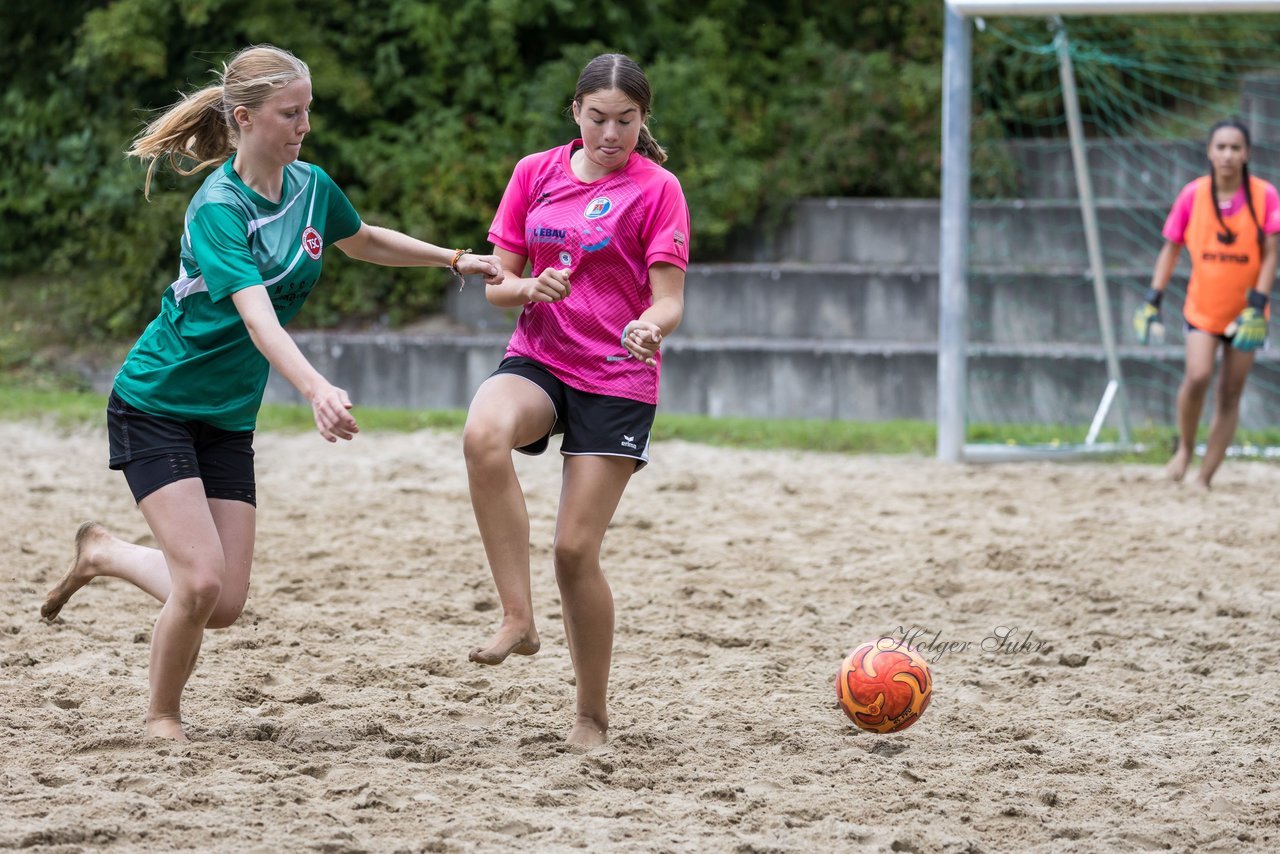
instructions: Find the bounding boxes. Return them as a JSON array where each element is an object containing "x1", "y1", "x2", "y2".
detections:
[
  {"x1": 1005, "y1": 139, "x2": 1280, "y2": 201},
  {"x1": 260, "y1": 194, "x2": 1278, "y2": 429},
  {"x1": 451, "y1": 257, "x2": 1192, "y2": 346},
  {"x1": 266, "y1": 330, "x2": 1280, "y2": 429},
  {"x1": 728, "y1": 197, "x2": 1167, "y2": 268}
]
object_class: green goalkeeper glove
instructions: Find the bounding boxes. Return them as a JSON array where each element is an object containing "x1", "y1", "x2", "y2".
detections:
[
  {"x1": 1228, "y1": 290, "x2": 1269, "y2": 352},
  {"x1": 1133, "y1": 288, "x2": 1165, "y2": 345}
]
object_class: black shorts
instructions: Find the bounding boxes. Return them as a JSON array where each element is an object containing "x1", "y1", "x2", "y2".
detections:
[
  {"x1": 1184, "y1": 319, "x2": 1233, "y2": 344},
  {"x1": 491, "y1": 357, "x2": 656, "y2": 470},
  {"x1": 107, "y1": 390, "x2": 257, "y2": 506}
]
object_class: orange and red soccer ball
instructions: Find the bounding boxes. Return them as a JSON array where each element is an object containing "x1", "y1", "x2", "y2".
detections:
[{"x1": 835, "y1": 638, "x2": 933, "y2": 733}]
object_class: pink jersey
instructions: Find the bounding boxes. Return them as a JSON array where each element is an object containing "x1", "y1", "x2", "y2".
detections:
[
  {"x1": 1163, "y1": 176, "x2": 1280, "y2": 243},
  {"x1": 488, "y1": 141, "x2": 691, "y2": 404}
]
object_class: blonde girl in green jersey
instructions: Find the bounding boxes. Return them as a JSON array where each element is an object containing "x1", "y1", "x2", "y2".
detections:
[{"x1": 39, "y1": 45, "x2": 503, "y2": 742}]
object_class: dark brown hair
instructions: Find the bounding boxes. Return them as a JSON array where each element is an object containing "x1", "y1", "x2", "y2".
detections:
[
  {"x1": 1206, "y1": 118, "x2": 1262, "y2": 249},
  {"x1": 573, "y1": 54, "x2": 667, "y2": 164}
]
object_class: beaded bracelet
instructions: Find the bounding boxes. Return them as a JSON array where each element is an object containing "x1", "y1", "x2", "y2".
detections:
[{"x1": 450, "y1": 248, "x2": 472, "y2": 291}]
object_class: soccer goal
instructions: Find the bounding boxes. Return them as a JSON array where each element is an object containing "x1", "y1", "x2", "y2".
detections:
[{"x1": 939, "y1": 0, "x2": 1280, "y2": 462}]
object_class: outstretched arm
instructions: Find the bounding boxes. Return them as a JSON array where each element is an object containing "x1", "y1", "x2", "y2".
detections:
[
  {"x1": 231, "y1": 285, "x2": 358, "y2": 443},
  {"x1": 335, "y1": 223, "x2": 503, "y2": 283}
]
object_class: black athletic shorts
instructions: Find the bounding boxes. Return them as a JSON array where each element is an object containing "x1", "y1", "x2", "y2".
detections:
[
  {"x1": 491, "y1": 356, "x2": 656, "y2": 470},
  {"x1": 1184, "y1": 319, "x2": 1234, "y2": 345},
  {"x1": 107, "y1": 390, "x2": 257, "y2": 506}
]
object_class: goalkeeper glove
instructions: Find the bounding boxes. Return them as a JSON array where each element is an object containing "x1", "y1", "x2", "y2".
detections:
[
  {"x1": 1133, "y1": 288, "x2": 1165, "y2": 345},
  {"x1": 1228, "y1": 290, "x2": 1269, "y2": 352}
]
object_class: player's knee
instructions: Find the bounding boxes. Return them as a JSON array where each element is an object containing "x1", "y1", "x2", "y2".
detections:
[
  {"x1": 1184, "y1": 370, "x2": 1213, "y2": 393},
  {"x1": 205, "y1": 599, "x2": 245, "y2": 630},
  {"x1": 463, "y1": 420, "x2": 509, "y2": 467},
  {"x1": 1216, "y1": 385, "x2": 1245, "y2": 411},
  {"x1": 175, "y1": 573, "x2": 224, "y2": 616},
  {"x1": 553, "y1": 537, "x2": 598, "y2": 582}
]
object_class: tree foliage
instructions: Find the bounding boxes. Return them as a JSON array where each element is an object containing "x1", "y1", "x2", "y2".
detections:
[{"x1": 4, "y1": 0, "x2": 947, "y2": 337}]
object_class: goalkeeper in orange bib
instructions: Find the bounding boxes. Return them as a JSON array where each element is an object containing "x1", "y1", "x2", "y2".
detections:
[{"x1": 1134, "y1": 118, "x2": 1279, "y2": 488}]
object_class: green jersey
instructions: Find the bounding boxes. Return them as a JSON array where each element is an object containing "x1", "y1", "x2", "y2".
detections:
[{"x1": 113, "y1": 159, "x2": 361, "y2": 431}]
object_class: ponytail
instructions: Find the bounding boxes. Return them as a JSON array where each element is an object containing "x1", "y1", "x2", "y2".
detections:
[
  {"x1": 1209, "y1": 168, "x2": 1236, "y2": 245},
  {"x1": 125, "y1": 44, "x2": 309, "y2": 199},
  {"x1": 635, "y1": 123, "x2": 667, "y2": 165},
  {"x1": 1242, "y1": 163, "x2": 1265, "y2": 250},
  {"x1": 128, "y1": 86, "x2": 234, "y2": 199}
]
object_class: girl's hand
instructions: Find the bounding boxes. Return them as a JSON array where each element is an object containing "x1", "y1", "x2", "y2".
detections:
[
  {"x1": 308, "y1": 382, "x2": 359, "y2": 442},
  {"x1": 525, "y1": 267, "x2": 572, "y2": 303},
  {"x1": 459, "y1": 253, "x2": 505, "y2": 286},
  {"x1": 622, "y1": 320, "x2": 663, "y2": 366}
]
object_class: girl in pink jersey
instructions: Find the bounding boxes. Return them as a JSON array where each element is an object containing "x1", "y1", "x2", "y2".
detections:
[
  {"x1": 1134, "y1": 118, "x2": 1279, "y2": 488},
  {"x1": 463, "y1": 54, "x2": 690, "y2": 748}
]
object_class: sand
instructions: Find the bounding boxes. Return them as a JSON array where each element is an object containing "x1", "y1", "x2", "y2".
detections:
[{"x1": 2, "y1": 419, "x2": 1278, "y2": 852}]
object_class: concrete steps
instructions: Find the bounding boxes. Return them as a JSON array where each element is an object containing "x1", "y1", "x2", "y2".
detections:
[
  {"x1": 267, "y1": 330, "x2": 1280, "y2": 427},
  {"x1": 261, "y1": 192, "x2": 1279, "y2": 427},
  {"x1": 450, "y1": 260, "x2": 1193, "y2": 345},
  {"x1": 1007, "y1": 139, "x2": 1280, "y2": 201},
  {"x1": 727, "y1": 198, "x2": 1167, "y2": 267}
]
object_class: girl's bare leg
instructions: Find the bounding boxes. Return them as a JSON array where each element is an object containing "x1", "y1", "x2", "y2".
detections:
[
  {"x1": 1197, "y1": 346, "x2": 1256, "y2": 489},
  {"x1": 136, "y1": 480, "x2": 236, "y2": 741},
  {"x1": 1167, "y1": 332, "x2": 1219, "y2": 482},
  {"x1": 463, "y1": 375, "x2": 556, "y2": 664},
  {"x1": 42, "y1": 500, "x2": 254, "y2": 631},
  {"x1": 554, "y1": 454, "x2": 634, "y2": 748}
]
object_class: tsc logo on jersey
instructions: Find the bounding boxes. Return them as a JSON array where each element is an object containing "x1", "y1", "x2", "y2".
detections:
[
  {"x1": 559, "y1": 251, "x2": 573, "y2": 266},
  {"x1": 584, "y1": 197, "x2": 612, "y2": 220},
  {"x1": 302, "y1": 226, "x2": 323, "y2": 260}
]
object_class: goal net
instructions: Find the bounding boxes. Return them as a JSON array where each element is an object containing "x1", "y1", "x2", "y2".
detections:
[{"x1": 941, "y1": 0, "x2": 1280, "y2": 460}]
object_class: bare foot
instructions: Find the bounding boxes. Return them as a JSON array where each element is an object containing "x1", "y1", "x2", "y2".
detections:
[
  {"x1": 1165, "y1": 450, "x2": 1191, "y2": 482},
  {"x1": 41, "y1": 521, "x2": 107, "y2": 622},
  {"x1": 145, "y1": 715, "x2": 189, "y2": 742},
  {"x1": 469, "y1": 621, "x2": 540, "y2": 665},
  {"x1": 566, "y1": 715, "x2": 608, "y2": 750},
  {"x1": 1190, "y1": 476, "x2": 1212, "y2": 493}
]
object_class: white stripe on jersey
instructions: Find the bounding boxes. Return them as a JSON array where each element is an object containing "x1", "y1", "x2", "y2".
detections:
[
  {"x1": 172, "y1": 275, "x2": 208, "y2": 304},
  {"x1": 246, "y1": 177, "x2": 311, "y2": 237},
  {"x1": 261, "y1": 176, "x2": 319, "y2": 287}
]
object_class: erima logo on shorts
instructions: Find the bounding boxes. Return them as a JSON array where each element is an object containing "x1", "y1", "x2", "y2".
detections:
[
  {"x1": 621, "y1": 434, "x2": 637, "y2": 450},
  {"x1": 584, "y1": 197, "x2": 612, "y2": 219},
  {"x1": 302, "y1": 226, "x2": 323, "y2": 260}
]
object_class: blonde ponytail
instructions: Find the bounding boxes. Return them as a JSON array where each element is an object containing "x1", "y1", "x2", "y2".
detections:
[
  {"x1": 126, "y1": 44, "x2": 310, "y2": 198},
  {"x1": 128, "y1": 86, "x2": 234, "y2": 198}
]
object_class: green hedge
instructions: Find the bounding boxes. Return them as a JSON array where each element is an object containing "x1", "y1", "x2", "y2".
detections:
[
  {"x1": 1, "y1": 0, "x2": 944, "y2": 338},
  {"x1": 13, "y1": 4, "x2": 1274, "y2": 343}
]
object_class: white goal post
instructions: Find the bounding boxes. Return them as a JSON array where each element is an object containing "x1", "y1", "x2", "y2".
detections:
[{"x1": 937, "y1": 0, "x2": 1280, "y2": 462}]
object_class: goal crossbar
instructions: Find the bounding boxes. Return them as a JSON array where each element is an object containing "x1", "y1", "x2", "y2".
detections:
[{"x1": 948, "y1": 1, "x2": 1280, "y2": 15}]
